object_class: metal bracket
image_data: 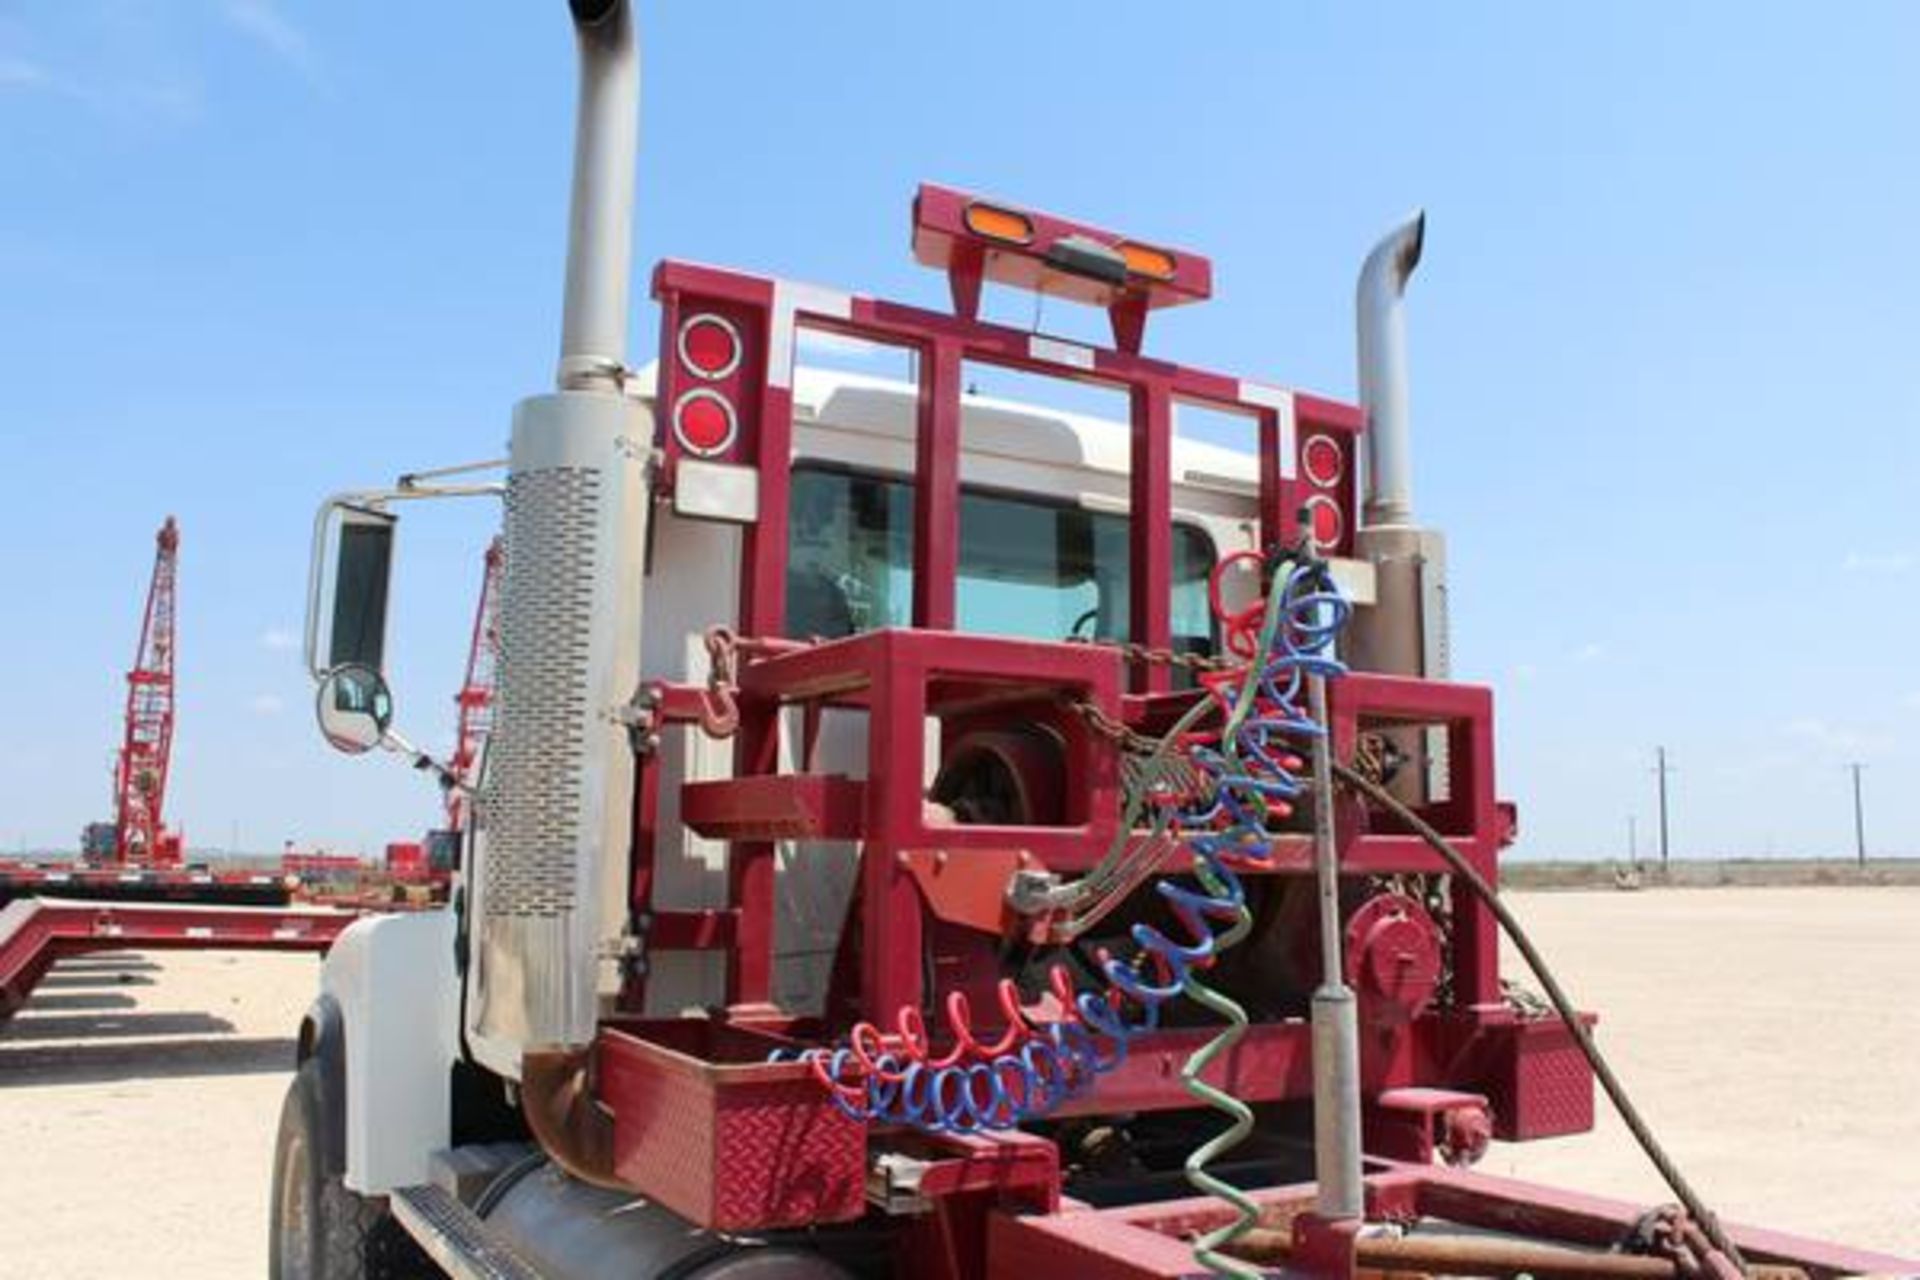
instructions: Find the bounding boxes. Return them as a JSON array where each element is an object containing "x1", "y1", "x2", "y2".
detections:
[{"x1": 867, "y1": 1152, "x2": 933, "y2": 1216}]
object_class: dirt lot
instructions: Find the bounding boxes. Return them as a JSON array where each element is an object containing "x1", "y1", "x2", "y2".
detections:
[{"x1": 1, "y1": 887, "x2": 1916, "y2": 1277}]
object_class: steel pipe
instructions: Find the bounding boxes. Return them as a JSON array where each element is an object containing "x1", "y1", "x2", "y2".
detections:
[{"x1": 1308, "y1": 646, "x2": 1363, "y2": 1220}]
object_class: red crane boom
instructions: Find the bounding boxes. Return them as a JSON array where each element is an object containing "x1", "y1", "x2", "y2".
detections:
[
  {"x1": 445, "y1": 535, "x2": 503, "y2": 833},
  {"x1": 108, "y1": 517, "x2": 182, "y2": 867}
]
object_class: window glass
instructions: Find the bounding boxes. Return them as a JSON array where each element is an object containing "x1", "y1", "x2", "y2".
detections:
[
  {"x1": 787, "y1": 467, "x2": 912, "y2": 638},
  {"x1": 786, "y1": 466, "x2": 1216, "y2": 660}
]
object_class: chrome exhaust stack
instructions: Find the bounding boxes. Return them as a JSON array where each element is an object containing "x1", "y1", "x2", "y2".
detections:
[
  {"x1": 467, "y1": 0, "x2": 653, "y2": 1079},
  {"x1": 1356, "y1": 212, "x2": 1424, "y2": 529},
  {"x1": 558, "y1": 0, "x2": 640, "y2": 393},
  {"x1": 1348, "y1": 212, "x2": 1450, "y2": 801}
]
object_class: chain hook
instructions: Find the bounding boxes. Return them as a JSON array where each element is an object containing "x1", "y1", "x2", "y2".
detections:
[{"x1": 698, "y1": 625, "x2": 741, "y2": 738}]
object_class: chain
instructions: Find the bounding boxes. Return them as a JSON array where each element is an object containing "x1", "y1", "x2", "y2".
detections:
[
  {"x1": 1059, "y1": 637, "x2": 1224, "y2": 770},
  {"x1": 1056, "y1": 692, "x2": 1159, "y2": 755},
  {"x1": 1067, "y1": 636, "x2": 1230, "y2": 674},
  {"x1": 1352, "y1": 731, "x2": 1394, "y2": 786}
]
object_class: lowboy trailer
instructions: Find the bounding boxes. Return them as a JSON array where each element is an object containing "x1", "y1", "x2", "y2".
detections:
[
  {"x1": 272, "y1": 5, "x2": 1920, "y2": 1278},
  {"x1": 0, "y1": 897, "x2": 352, "y2": 1024}
]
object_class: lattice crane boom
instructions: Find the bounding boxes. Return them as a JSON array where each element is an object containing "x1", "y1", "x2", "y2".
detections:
[
  {"x1": 446, "y1": 534, "x2": 504, "y2": 833},
  {"x1": 109, "y1": 516, "x2": 181, "y2": 867}
]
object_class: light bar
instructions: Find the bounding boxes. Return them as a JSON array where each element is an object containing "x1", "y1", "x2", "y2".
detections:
[{"x1": 912, "y1": 183, "x2": 1212, "y2": 325}]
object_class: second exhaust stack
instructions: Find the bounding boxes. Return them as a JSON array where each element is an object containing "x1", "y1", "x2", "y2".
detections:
[
  {"x1": 1356, "y1": 210, "x2": 1425, "y2": 528},
  {"x1": 1349, "y1": 212, "x2": 1450, "y2": 801}
]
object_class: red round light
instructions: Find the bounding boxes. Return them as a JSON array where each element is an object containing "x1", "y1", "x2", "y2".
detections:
[
  {"x1": 1302, "y1": 434, "x2": 1344, "y2": 488},
  {"x1": 1306, "y1": 496, "x2": 1344, "y2": 549},
  {"x1": 678, "y1": 314, "x2": 742, "y2": 380},
  {"x1": 674, "y1": 390, "x2": 736, "y2": 456}
]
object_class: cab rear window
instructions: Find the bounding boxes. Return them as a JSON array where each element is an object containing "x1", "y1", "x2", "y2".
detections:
[{"x1": 785, "y1": 465, "x2": 1216, "y2": 662}]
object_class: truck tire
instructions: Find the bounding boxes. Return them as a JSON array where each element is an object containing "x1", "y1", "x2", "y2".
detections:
[{"x1": 270, "y1": 1058, "x2": 437, "y2": 1279}]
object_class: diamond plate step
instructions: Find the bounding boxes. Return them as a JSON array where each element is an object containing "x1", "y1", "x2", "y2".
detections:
[{"x1": 391, "y1": 1184, "x2": 546, "y2": 1280}]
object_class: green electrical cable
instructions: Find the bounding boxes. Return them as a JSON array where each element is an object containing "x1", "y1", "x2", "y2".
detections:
[{"x1": 1179, "y1": 559, "x2": 1301, "y2": 1278}]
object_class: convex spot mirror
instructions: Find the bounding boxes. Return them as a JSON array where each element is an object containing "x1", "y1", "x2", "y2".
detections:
[{"x1": 316, "y1": 663, "x2": 394, "y2": 755}]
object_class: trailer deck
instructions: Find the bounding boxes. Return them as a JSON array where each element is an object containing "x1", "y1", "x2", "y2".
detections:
[
  {"x1": 0, "y1": 862, "x2": 292, "y2": 909},
  {"x1": 0, "y1": 896, "x2": 354, "y2": 1022}
]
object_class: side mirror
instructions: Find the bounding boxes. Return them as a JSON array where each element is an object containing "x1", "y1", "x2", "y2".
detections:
[
  {"x1": 315, "y1": 663, "x2": 395, "y2": 755},
  {"x1": 307, "y1": 500, "x2": 397, "y2": 678}
]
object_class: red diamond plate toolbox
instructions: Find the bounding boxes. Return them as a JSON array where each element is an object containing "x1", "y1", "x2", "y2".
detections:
[{"x1": 595, "y1": 1018, "x2": 867, "y2": 1230}]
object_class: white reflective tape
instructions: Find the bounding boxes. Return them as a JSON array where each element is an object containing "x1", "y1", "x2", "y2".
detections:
[
  {"x1": 118, "y1": 872, "x2": 142, "y2": 883},
  {"x1": 674, "y1": 458, "x2": 761, "y2": 524},
  {"x1": 44, "y1": 872, "x2": 69, "y2": 883},
  {"x1": 273, "y1": 926, "x2": 305, "y2": 940},
  {"x1": 770, "y1": 280, "x2": 855, "y2": 389},
  {"x1": 1028, "y1": 334, "x2": 1096, "y2": 371},
  {"x1": 186, "y1": 926, "x2": 213, "y2": 939},
  {"x1": 1239, "y1": 380, "x2": 1298, "y2": 480},
  {"x1": 95, "y1": 924, "x2": 124, "y2": 938}
]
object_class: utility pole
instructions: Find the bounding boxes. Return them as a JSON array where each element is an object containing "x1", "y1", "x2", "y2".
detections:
[
  {"x1": 1653, "y1": 747, "x2": 1674, "y2": 870},
  {"x1": 1627, "y1": 814, "x2": 1638, "y2": 867},
  {"x1": 1847, "y1": 763, "x2": 1867, "y2": 867}
]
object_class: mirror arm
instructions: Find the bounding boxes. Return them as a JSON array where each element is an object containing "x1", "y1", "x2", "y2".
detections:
[
  {"x1": 395, "y1": 481, "x2": 506, "y2": 500},
  {"x1": 396, "y1": 457, "x2": 509, "y2": 490},
  {"x1": 378, "y1": 726, "x2": 468, "y2": 796}
]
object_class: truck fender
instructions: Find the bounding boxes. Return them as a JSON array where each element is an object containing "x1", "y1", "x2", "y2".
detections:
[
  {"x1": 295, "y1": 992, "x2": 349, "y2": 1179},
  {"x1": 318, "y1": 909, "x2": 462, "y2": 1195}
]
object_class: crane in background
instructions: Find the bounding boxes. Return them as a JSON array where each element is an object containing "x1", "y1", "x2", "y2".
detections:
[
  {"x1": 3, "y1": 513, "x2": 358, "y2": 1018},
  {"x1": 81, "y1": 517, "x2": 182, "y2": 868},
  {"x1": 384, "y1": 534, "x2": 503, "y2": 891},
  {"x1": 446, "y1": 534, "x2": 503, "y2": 834}
]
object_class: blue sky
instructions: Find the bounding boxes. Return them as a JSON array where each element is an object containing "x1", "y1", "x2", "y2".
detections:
[{"x1": 1, "y1": 3, "x2": 1915, "y2": 861}]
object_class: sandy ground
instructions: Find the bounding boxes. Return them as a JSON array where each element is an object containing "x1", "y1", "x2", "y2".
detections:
[
  {"x1": 0, "y1": 887, "x2": 1915, "y2": 1277},
  {"x1": 1486, "y1": 887, "x2": 1920, "y2": 1258},
  {"x1": 0, "y1": 950, "x2": 318, "y2": 1279}
]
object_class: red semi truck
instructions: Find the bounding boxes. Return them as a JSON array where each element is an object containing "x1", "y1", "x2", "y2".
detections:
[{"x1": 275, "y1": 5, "x2": 1916, "y2": 1278}]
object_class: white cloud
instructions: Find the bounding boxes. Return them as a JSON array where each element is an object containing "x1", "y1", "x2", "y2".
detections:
[
  {"x1": 1571, "y1": 642, "x2": 1605, "y2": 663},
  {"x1": 1841, "y1": 550, "x2": 1913, "y2": 574},
  {"x1": 1512, "y1": 662, "x2": 1539, "y2": 683},
  {"x1": 1904, "y1": 691, "x2": 1920, "y2": 712},
  {"x1": 250, "y1": 693, "x2": 286, "y2": 716},
  {"x1": 221, "y1": 0, "x2": 319, "y2": 83},
  {"x1": 260, "y1": 626, "x2": 298, "y2": 652}
]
